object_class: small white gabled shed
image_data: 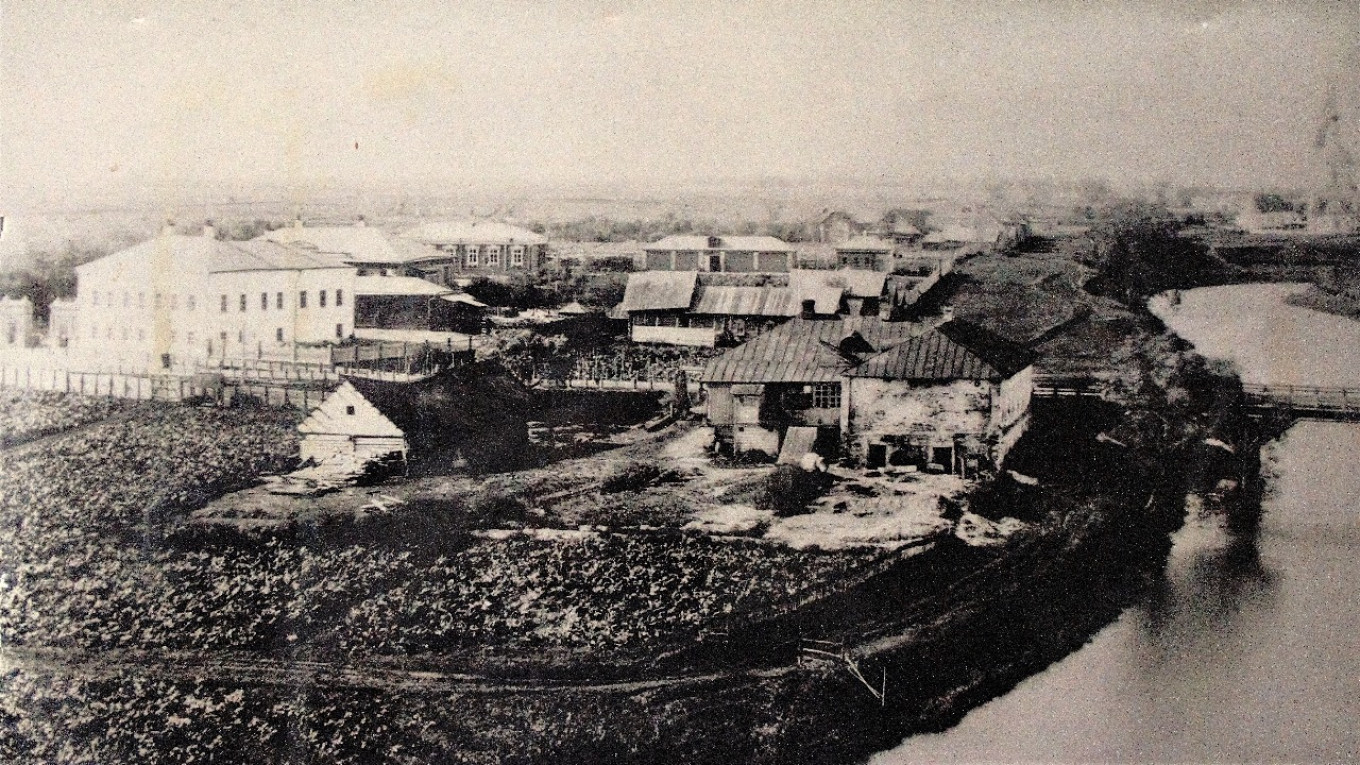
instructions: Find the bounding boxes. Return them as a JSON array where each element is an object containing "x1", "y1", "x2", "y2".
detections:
[{"x1": 298, "y1": 381, "x2": 408, "y2": 466}]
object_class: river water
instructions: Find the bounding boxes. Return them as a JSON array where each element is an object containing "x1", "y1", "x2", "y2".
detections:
[{"x1": 877, "y1": 284, "x2": 1360, "y2": 763}]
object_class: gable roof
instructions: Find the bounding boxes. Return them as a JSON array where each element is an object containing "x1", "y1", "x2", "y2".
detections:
[
  {"x1": 645, "y1": 235, "x2": 795, "y2": 252},
  {"x1": 259, "y1": 225, "x2": 422, "y2": 265},
  {"x1": 77, "y1": 235, "x2": 348, "y2": 279},
  {"x1": 620, "y1": 270, "x2": 698, "y2": 312},
  {"x1": 299, "y1": 381, "x2": 405, "y2": 438},
  {"x1": 691, "y1": 285, "x2": 799, "y2": 317},
  {"x1": 702, "y1": 317, "x2": 918, "y2": 384},
  {"x1": 848, "y1": 320, "x2": 1035, "y2": 381},
  {"x1": 403, "y1": 220, "x2": 547, "y2": 246}
]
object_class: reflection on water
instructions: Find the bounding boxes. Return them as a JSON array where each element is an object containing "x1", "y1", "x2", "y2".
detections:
[{"x1": 879, "y1": 422, "x2": 1360, "y2": 765}]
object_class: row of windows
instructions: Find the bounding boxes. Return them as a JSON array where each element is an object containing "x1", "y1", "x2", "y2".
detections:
[
  {"x1": 434, "y1": 244, "x2": 532, "y2": 267},
  {"x1": 91, "y1": 291, "x2": 198, "y2": 311},
  {"x1": 89, "y1": 324, "x2": 346, "y2": 344},
  {"x1": 220, "y1": 290, "x2": 343, "y2": 313}
]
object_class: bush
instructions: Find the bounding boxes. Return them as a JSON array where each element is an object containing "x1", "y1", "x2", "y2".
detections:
[{"x1": 599, "y1": 461, "x2": 685, "y2": 494}]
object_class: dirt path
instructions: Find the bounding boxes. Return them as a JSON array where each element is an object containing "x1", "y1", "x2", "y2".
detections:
[{"x1": 0, "y1": 645, "x2": 782, "y2": 696}]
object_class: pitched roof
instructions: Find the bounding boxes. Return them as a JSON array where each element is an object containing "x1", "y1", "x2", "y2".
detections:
[
  {"x1": 848, "y1": 320, "x2": 1036, "y2": 381},
  {"x1": 260, "y1": 226, "x2": 418, "y2": 265},
  {"x1": 620, "y1": 271, "x2": 698, "y2": 312},
  {"x1": 353, "y1": 275, "x2": 452, "y2": 296},
  {"x1": 402, "y1": 220, "x2": 547, "y2": 246},
  {"x1": 788, "y1": 268, "x2": 885, "y2": 300},
  {"x1": 77, "y1": 235, "x2": 346, "y2": 278},
  {"x1": 645, "y1": 235, "x2": 795, "y2": 252},
  {"x1": 691, "y1": 285, "x2": 799, "y2": 317},
  {"x1": 299, "y1": 381, "x2": 405, "y2": 438},
  {"x1": 702, "y1": 317, "x2": 918, "y2": 383}
]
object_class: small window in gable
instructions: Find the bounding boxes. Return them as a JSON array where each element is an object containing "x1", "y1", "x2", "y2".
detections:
[{"x1": 346, "y1": 405, "x2": 356, "y2": 415}]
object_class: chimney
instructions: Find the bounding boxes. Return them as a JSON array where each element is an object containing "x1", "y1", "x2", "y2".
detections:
[
  {"x1": 160, "y1": 219, "x2": 176, "y2": 237},
  {"x1": 202, "y1": 220, "x2": 217, "y2": 240},
  {"x1": 801, "y1": 299, "x2": 816, "y2": 319}
]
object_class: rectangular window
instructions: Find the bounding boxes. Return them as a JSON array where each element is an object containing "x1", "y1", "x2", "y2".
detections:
[
  {"x1": 261, "y1": 292, "x2": 269, "y2": 310},
  {"x1": 466, "y1": 246, "x2": 479, "y2": 267},
  {"x1": 239, "y1": 294, "x2": 247, "y2": 312},
  {"x1": 487, "y1": 246, "x2": 501, "y2": 266},
  {"x1": 276, "y1": 327, "x2": 284, "y2": 342},
  {"x1": 319, "y1": 290, "x2": 327, "y2": 308},
  {"x1": 511, "y1": 246, "x2": 525, "y2": 266},
  {"x1": 276, "y1": 292, "x2": 284, "y2": 310},
  {"x1": 335, "y1": 323, "x2": 344, "y2": 339},
  {"x1": 154, "y1": 293, "x2": 162, "y2": 308},
  {"x1": 811, "y1": 383, "x2": 841, "y2": 409},
  {"x1": 220, "y1": 294, "x2": 228, "y2": 313},
  {"x1": 299, "y1": 291, "x2": 308, "y2": 308},
  {"x1": 335, "y1": 289, "x2": 343, "y2": 307}
]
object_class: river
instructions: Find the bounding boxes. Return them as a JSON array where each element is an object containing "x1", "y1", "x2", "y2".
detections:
[{"x1": 877, "y1": 283, "x2": 1360, "y2": 763}]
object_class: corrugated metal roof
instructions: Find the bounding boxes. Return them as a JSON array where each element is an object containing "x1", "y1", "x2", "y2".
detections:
[
  {"x1": 691, "y1": 286, "x2": 799, "y2": 317},
  {"x1": 402, "y1": 220, "x2": 547, "y2": 246},
  {"x1": 354, "y1": 275, "x2": 451, "y2": 296},
  {"x1": 646, "y1": 235, "x2": 795, "y2": 252},
  {"x1": 702, "y1": 317, "x2": 919, "y2": 383},
  {"x1": 848, "y1": 320, "x2": 1035, "y2": 381},
  {"x1": 620, "y1": 271, "x2": 698, "y2": 312}
]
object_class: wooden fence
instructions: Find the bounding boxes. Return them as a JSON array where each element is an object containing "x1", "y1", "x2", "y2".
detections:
[{"x1": 0, "y1": 363, "x2": 334, "y2": 410}]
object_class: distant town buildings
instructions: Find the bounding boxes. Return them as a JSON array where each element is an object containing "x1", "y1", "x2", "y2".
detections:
[
  {"x1": 641, "y1": 235, "x2": 797, "y2": 273},
  {"x1": 402, "y1": 220, "x2": 549, "y2": 281},
  {"x1": 618, "y1": 268, "x2": 936, "y2": 348}
]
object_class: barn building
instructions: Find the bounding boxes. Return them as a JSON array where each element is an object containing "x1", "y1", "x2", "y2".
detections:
[{"x1": 299, "y1": 362, "x2": 530, "y2": 475}]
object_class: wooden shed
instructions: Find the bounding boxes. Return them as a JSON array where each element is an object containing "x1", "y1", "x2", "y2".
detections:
[
  {"x1": 298, "y1": 361, "x2": 531, "y2": 475},
  {"x1": 298, "y1": 381, "x2": 409, "y2": 467}
]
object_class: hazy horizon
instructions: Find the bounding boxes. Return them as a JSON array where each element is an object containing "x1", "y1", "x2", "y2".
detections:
[{"x1": 4, "y1": 1, "x2": 1359, "y2": 211}]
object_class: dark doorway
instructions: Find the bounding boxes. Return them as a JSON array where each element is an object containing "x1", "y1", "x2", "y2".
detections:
[{"x1": 867, "y1": 443, "x2": 887, "y2": 468}]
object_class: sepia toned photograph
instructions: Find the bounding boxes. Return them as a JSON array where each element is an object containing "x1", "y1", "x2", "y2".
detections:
[{"x1": 2, "y1": 1, "x2": 1358, "y2": 763}]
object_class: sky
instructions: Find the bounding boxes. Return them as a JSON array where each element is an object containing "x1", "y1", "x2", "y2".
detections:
[{"x1": 2, "y1": 0, "x2": 1358, "y2": 207}]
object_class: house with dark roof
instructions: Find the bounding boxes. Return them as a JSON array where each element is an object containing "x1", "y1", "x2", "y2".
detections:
[
  {"x1": 701, "y1": 317, "x2": 919, "y2": 457},
  {"x1": 843, "y1": 320, "x2": 1035, "y2": 474},
  {"x1": 701, "y1": 317, "x2": 1035, "y2": 475},
  {"x1": 620, "y1": 269, "x2": 921, "y2": 348}
]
